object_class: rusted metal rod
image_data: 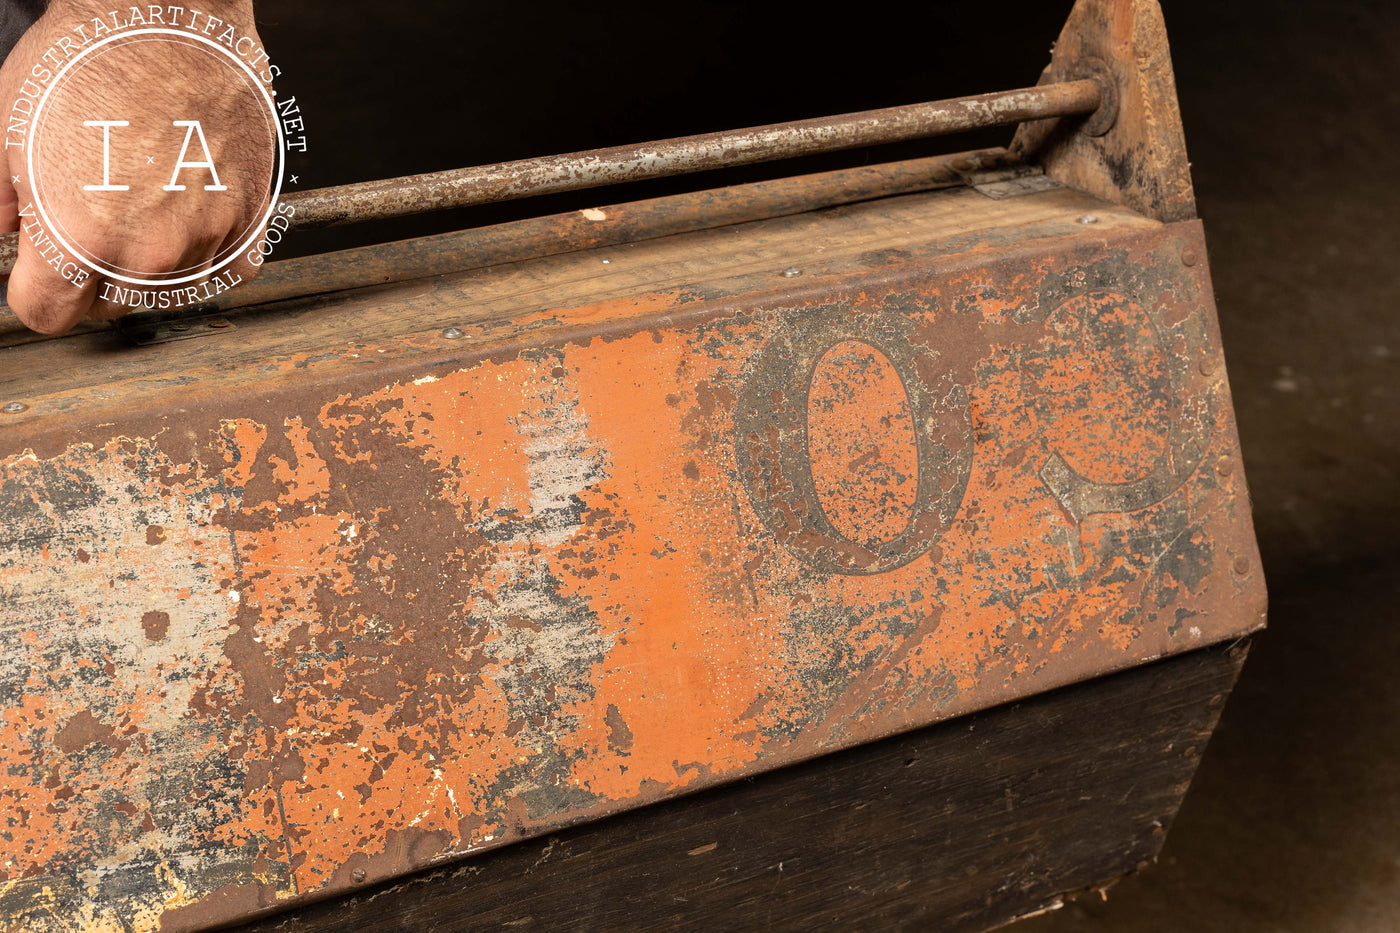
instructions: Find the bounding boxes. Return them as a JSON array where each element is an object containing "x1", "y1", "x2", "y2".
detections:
[
  {"x1": 285, "y1": 81, "x2": 1099, "y2": 228},
  {"x1": 0, "y1": 149, "x2": 1012, "y2": 344},
  {"x1": 0, "y1": 80, "x2": 1100, "y2": 275},
  {"x1": 213, "y1": 148, "x2": 1010, "y2": 313}
]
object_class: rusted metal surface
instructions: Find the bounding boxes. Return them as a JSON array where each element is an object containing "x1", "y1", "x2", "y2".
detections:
[
  {"x1": 224, "y1": 641, "x2": 1252, "y2": 933},
  {"x1": 0, "y1": 196, "x2": 1264, "y2": 930},
  {"x1": 0, "y1": 81, "x2": 1100, "y2": 274}
]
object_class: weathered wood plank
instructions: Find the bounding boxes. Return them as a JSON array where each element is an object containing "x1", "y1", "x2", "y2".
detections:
[{"x1": 0, "y1": 187, "x2": 1158, "y2": 412}]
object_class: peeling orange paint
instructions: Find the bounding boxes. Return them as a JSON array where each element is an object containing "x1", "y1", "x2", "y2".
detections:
[{"x1": 0, "y1": 224, "x2": 1263, "y2": 932}]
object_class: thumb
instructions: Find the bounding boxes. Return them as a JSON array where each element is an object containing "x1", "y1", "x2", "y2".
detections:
[
  {"x1": 7, "y1": 220, "x2": 100, "y2": 334},
  {"x1": 0, "y1": 171, "x2": 18, "y2": 234},
  {"x1": 0, "y1": 91, "x2": 22, "y2": 238}
]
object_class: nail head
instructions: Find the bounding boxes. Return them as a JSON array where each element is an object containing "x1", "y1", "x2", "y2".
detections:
[
  {"x1": 781, "y1": 267, "x2": 802, "y2": 278},
  {"x1": 3, "y1": 401, "x2": 27, "y2": 414},
  {"x1": 442, "y1": 327, "x2": 465, "y2": 340},
  {"x1": 1077, "y1": 214, "x2": 1098, "y2": 225}
]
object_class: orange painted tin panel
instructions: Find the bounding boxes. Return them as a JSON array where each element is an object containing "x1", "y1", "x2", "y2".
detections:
[{"x1": 0, "y1": 220, "x2": 1263, "y2": 930}]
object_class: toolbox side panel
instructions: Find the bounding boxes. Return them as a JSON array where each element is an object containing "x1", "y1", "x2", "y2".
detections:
[{"x1": 0, "y1": 222, "x2": 1263, "y2": 931}]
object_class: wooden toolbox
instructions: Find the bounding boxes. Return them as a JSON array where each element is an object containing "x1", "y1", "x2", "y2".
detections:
[{"x1": 0, "y1": 1, "x2": 1264, "y2": 929}]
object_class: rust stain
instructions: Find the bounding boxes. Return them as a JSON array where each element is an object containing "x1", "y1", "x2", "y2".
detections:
[
  {"x1": 53, "y1": 711, "x2": 123, "y2": 756},
  {"x1": 0, "y1": 224, "x2": 1263, "y2": 931},
  {"x1": 140, "y1": 610, "x2": 171, "y2": 642}
]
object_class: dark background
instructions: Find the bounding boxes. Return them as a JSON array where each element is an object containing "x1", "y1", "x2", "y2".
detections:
[
  {"x1": 256, "y1": 1, "x2": 1069, "y2": 255},
  {"x1": 259, "y1": 2, "x2": 1400, "y2": 930}
]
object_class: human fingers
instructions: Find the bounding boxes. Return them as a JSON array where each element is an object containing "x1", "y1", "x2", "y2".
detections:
[{"x1": 5, "y1": 223, "x2": 102, "y2": 333}]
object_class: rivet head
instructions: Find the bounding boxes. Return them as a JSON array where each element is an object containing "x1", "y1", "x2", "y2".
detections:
[
  {"x1": 1199, "y1": 357, "x2": 1218, "y2": 377},
  {"x1": 207, "y1": 319, "x2": 232, "y2": 329},
  {"x1": 1077, "y1": 214, "x2": 1098, "y2": 225},
  {"x1": 951, "y1": 157, "x2": 974, "y2": 172},
  {"x1": 1182, "y1": 247, "x2": 1201, "y2": 267},
  {"x1": 442, "y1": 327, "x2": 465, "y2": 340},
  {"x1": 781, "y1": 267, "x2": 802, "y2": 278},
  {"x1": 351, "y1": 868, "x2": 367, "y2": 884},
  {"x1": 1232, "y1": 557, "x2": 1250, "y2": 576},
  {"x1": 1216, "y1": 457, "x2": 1235, "y2": 478},
  {"x1": 3, "y1": 401, "x2": 27, "y2": 414}
]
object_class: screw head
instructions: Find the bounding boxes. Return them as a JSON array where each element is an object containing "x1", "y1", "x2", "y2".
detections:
[
  {"x1": 781, "y1": 267, "x2": 802, "y2": 278},
  {"x1": 1182, "y1": 247, "x2": 1201, "y2": 267},
  {"x1": 1077, "y1": 214, "x2": 1098, "y2": 225},
  {"x1": 442, "y1": 327, "x2": 465, "y2": 340},
  {"x1": 3, "y1": 401, "x2": 27, "y2": 414}
]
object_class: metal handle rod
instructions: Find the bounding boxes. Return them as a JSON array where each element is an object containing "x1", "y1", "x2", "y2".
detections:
[
  {"x1": 210, "y1": 149, "x2": 1009, "y2": 315},
  {"x1": 0, "y1": 79, "x2": 1100, "y2": 273},
  {"x1": 286, "y1": 80, "x2": 1099, "y2": 227}
]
